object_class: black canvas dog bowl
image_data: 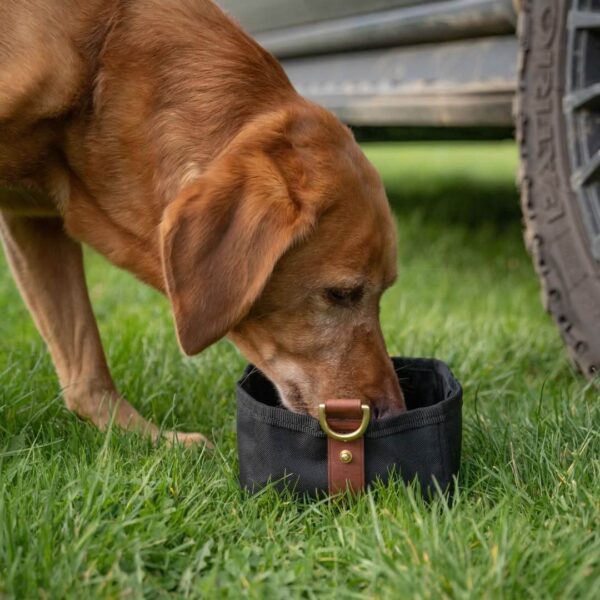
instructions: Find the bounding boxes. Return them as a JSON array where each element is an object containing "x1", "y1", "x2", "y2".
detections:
[{"x1": 236, "y1": 357, "x2": 462, "y2": 498}]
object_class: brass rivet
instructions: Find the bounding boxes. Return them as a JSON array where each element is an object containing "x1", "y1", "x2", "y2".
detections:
[{"x1": 339, "y1": 449, "x2": 353, "y2": 464}]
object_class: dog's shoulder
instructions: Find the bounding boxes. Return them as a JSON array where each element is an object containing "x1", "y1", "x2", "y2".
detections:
[
  {"x1": 0, "y1": 1, "x2": 107, "y2": 123},
  {"x1": 0, "y1": 1, "x2": 114, "y2": 191}
]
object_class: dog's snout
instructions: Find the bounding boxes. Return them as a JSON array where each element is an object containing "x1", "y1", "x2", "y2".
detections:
[
  {"x1": 363, "y1": 381, "x2": 405, "y2": 418},
  {"x1": 365, "y1": 371, "x2": 406, "y2": 419}
]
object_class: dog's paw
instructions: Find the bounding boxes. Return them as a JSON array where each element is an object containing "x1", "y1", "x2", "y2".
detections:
[{"x1": 163, "y1": 430, "x2": 213, "y2": 449}]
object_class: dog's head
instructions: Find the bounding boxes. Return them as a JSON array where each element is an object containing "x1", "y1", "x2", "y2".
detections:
[{"x1": 160, "y1": 101, "x2": 404, "y2": 417}]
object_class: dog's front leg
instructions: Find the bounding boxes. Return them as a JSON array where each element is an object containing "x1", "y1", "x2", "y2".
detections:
[{"x1": 0, "y1": 211, "x2": 207, "y2": 447}]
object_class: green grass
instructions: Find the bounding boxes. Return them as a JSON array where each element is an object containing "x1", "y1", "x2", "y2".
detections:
[{"x1": 1, "y1": 141, "x2": 598, "y2": 598}]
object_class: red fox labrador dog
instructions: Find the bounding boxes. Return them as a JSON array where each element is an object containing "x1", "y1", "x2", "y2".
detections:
[{"x1": 0, "y1": 0, "x2": 404, "y2": 445}]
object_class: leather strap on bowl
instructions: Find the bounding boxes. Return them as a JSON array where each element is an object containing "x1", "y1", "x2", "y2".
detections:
[{"x1": 320, "y1": 399, "x2": 368, "y2": 494}]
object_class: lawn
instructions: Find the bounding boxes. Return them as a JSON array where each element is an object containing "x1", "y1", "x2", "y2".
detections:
[{"x1": 1, "y1": 141, "x2": 598, "y2": 598}]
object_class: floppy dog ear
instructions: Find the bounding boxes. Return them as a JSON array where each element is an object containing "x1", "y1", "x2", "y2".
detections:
[{"x1": 160, "y1": 150, "x2": 318, "y2": 355}]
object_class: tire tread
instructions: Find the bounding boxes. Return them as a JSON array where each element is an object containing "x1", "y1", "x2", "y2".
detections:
[{"x1": 516, "y1": 0, "x2": 600, "y2": 377}]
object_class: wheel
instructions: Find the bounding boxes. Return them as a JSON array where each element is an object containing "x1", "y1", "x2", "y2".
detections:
[{"x1": 516, "y1": 0, "x2": 600, "y2": 377}]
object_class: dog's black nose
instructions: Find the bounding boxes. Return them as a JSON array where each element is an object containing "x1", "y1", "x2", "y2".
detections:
[
  {"x1": 372, "y1": 405, "x2": 388, "y2": 419},
  {"x1": 372, "y1": 403, "x2": 405, "y2": 420}
]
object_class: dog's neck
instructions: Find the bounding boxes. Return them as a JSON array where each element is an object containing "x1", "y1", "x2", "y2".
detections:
[{"x1": 55, "y1": 0, "x2": 296, "y2": 291}]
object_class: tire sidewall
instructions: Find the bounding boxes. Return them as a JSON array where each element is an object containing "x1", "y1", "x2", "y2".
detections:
[{"x1": 517, "y1": 0, "x2": 600, "y2": 375}]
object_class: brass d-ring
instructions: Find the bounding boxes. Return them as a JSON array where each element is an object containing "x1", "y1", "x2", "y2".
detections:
[{"x1": 318, "y1": 403, "x2": 371, "y2": 441}]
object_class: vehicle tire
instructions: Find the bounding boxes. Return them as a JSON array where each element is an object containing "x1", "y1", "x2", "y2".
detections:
[{"x1": 516, "y1": 0, "x2": 600, "y2": 377}]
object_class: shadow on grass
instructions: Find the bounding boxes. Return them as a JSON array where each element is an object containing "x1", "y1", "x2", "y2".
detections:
[{"x1": 384, "y1": 176, "x2": 521, "y2": 231}]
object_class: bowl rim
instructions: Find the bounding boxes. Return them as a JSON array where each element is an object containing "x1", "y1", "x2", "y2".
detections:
[{"x1": 237, "y1": 357, "x2": 462, "y2": 439}]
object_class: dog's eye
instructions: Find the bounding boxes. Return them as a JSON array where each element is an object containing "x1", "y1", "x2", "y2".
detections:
[{"x1": 325, "y1": 286, "x2": 364, "y2": 306}]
